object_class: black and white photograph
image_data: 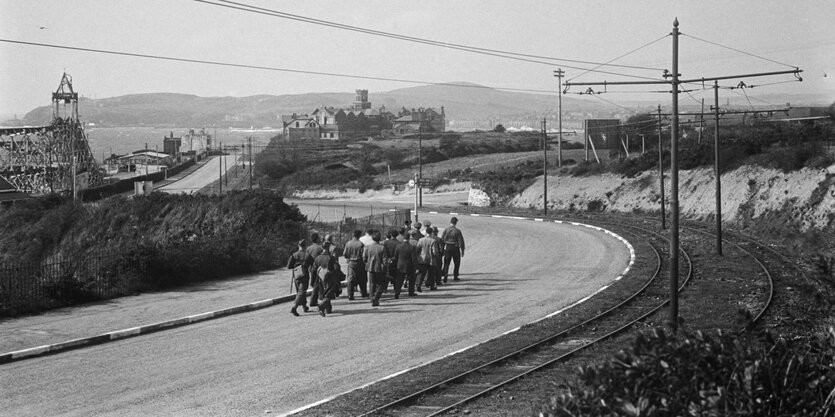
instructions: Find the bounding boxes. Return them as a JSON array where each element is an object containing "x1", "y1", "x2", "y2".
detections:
[{"x1": 1, "y1": 1, "x2": 834, "y2": 416}]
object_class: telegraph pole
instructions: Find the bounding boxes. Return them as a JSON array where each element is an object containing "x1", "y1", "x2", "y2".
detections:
[
  {"x1": 560, "y1": 18, "x2": 803, "y2": 335},
  {"x1": 248, "y1": 136, "x2": 253, "y2": 189},
  {"x1": 554, "y1": 68, "x2": 564, "y2": 167},
  {"x1": 418, "y1": 126, "x2": 423, "y2": 208},
  {"x1": 657, "y1": 105, "x2": 666, "y2": 230},
  {"x1": 713, "y1": 80, "x2": 723, "y2": 255},
  {"x1": 542, "y1": 118, "x2": 548, "y2": 216},
  {"x1": 669, "y1": 18, "x2": 680, "y2": 333},
  {"x1": 218, "y1": 141, "x2": 223, "y2": 194}
]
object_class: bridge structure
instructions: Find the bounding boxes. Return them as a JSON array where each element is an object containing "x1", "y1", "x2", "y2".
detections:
[{"x1": 0, "y1": 73, "x2": 103, "y2": 197}]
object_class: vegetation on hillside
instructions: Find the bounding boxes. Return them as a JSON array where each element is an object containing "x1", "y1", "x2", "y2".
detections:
[
  {"x1": 570, "y1": 119, "x2": 834, "y2": 178},
  {"x1": 0, "y1": 191, "x2": 307, "y2": 314},
  {"x1": 540, "y1": 328, "x2": 835, "y2": 416},
  {"x1": 254, "y1": 131, "x2": 545, "y2": 192}
]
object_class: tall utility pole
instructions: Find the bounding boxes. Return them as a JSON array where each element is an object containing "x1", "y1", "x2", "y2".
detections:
[
  {"x1": 224, "y1": 146, "x2": 228, "y2": 187},
  {"x1": 566, "y1": 20, "x2": 801, "y2": 334},
  {"x1": 713, "y1": 80, "x2": 723, "y2": 255},
  {"x1": 657, "y1": 105, "x2": 666, "y2": 230},
  {"x1": 669, "y1": 19, "x2": 681, "y2": 333},
  {"x1": 542, "y1": 118, "x2": 548, "y2": 216},
  {"x1": 218, "y1": 142, "x2": 223, "y2": 194},
  {"x1": 554, "y1": 68, "x2": 564, "y2": 167},
  {"x1": 418, "y1": 126, "x2": 423, "y2": 208},
  {"x1": 248, "y1": 136, "x2": 253, "y2": 190},
  {"x1": 561, "y1": 18, "x2": 803, "y2": 334}
]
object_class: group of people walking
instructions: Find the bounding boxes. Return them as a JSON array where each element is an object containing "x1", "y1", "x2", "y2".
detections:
[{"x1": 286, "y1": 216, "x2": 466, "y2": 317}]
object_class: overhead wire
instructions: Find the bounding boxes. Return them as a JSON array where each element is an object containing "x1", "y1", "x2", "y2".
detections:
[
  {"x1": 587, "y1": 94, "x2": 632, "y2": 111},
  {"x1": 681, "y1": 33, "x2": 798, "y2": 69},
  {"x1": 196, "y1": 0, "x2": 665, "y2": 80},
  {"x1": 0, "y1": 38, "x2": 560, "y2": 95},
  {"x1": 567, "y1": 34, "x2": 670, "y2": 82}
]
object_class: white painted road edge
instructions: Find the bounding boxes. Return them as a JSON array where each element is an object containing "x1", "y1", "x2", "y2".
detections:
[{"x1": 281, "y1": 211, "x2": 636, "y2": 417}]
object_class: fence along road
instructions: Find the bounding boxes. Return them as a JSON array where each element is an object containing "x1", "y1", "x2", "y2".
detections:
[{"x1": 0, "y1": 206, "x2": 630, "y2": 416}]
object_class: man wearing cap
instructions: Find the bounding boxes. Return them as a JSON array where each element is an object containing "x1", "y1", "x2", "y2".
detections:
[
  {"x1": 287, "y1": 239, "x2": 313, "y2": 316},
  {"x1": 313, "y1": 241, "x2": 340, "y2": 316},
  {"x1": 428, "y1": 226, "x2": 444, "y2": 287},
  {"x1": 408, "y1": 229, "x2": 422, "y2": 291},
  {"x1": 412, "y1": 222, "x2": 424, "y2": 240},
  {"x1": 343, "y1": 229, "x2": 368, "y2": 300},
  {"x1": 441, "y1": 216, "x2": 465, "y2": 282},
  {"x1": 416, "y1": 228, "x2": 438, "y2": 291},
  {"x1": 383, "y1": 228, "x2": 400, "y2": 294},
  {"x1": 306, "y1": 233, "x2": 325, "y2": 307},
  {"x1": 363, "y1": 230, "x2": 387, "y2": 306}
]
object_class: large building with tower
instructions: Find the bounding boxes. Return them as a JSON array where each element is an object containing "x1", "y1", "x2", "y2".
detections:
[{"x1": 281, "y1": 90, "x2": 445, "y2": 140}]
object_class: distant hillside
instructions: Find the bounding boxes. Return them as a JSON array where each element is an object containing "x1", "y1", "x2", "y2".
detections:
[
  {"x1": 22, "y1": 83, "x2": 604, "y2": 128},
  {"x1": 22, "y1": 83, "x2": 830, "y2": 128}
]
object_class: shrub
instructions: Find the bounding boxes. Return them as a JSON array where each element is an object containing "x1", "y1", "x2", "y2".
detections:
[
  {"x1": 540, "y1": 328, "x2": 835, "y2": 417},
  {"x1": 571, "y1": 161, "x2": 607, "y2": 177},
  {"x1": 587, "y1": 199, "x2": 606, "y2": 212},
  {"x1": 611, "y1": 152, "x2": 660, "y2": 178}
]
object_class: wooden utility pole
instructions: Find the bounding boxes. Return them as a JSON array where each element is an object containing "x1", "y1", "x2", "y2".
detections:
[
  {"x1": 554, "y1": 68, "x2": 564, "y2": 167},
  {"x1": 669, "y1": 18, "x2": 681, "y2": 333},
  {"x1": 218, "y1": 141, "x2": 223, "y2": 194},
  {"x1": 713, "y1": 80, "x2": 723, "y2": 255},
  {"x1": 542, "y1": 118, "x2": 548, "y2": 216},
  {"x1": 657, "y1": 105, "x2": 666, "y2": 230},
  {"x1": 418, "y1": 126, "x2": 423, "y2": 208},
  {"x1": 561, "y1": 18, "x2": 803, "y2": 335},
  {"x1": 248, "y1": 136, "x2": 253, "y2": 190}
]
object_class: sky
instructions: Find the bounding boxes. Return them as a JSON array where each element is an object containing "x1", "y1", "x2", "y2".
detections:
[{"x1": 1, "y1": 0, "x2": 833, "y2": 119}]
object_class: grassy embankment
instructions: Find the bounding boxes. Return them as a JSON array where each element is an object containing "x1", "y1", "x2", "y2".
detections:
[{"x1": 0, "y1": 190, "x2": 306, "y2": 315}]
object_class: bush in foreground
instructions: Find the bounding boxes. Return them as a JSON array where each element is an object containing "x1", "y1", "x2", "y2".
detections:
[{"x1": 540, "y1": 328, "x2": 835, "y2": 417}]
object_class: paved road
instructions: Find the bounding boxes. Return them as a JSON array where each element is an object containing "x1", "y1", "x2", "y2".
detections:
[
  {"x1": 158, "y1": 155, "x2": 241, "y2": 194},
  {"x1": 0, "y1": 208, "x2": 630, "y2": 416}
]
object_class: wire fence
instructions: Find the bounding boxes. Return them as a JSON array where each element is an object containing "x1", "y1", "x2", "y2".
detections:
[{"x1": 0, "y1": 208, "x2": 411, "y2": 317}]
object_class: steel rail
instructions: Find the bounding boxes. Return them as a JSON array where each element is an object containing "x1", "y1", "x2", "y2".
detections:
[
  {"x1": 359, "y1": 223, "x2": 687, "y2": 416},
  {"x1": 676, "y1": 223, "x2": 776, "y2": 332},
  {"x1": 419, "y1": 223, "x2": 693, "y2": 417}
]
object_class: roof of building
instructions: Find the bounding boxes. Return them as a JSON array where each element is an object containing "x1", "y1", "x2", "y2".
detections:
[
  {"x1": 119, "y1": 151, "x2": 171, "y2": 160},
  {"x1": 395, "y1": 114, "x2": 421, "y2": 122}
]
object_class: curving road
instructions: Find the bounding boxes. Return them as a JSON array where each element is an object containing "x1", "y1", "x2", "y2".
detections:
[{"x1": 1, "y1": 189, "x2": 631, "y2": 417}]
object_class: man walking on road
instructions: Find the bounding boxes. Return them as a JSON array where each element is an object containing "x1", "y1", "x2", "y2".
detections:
[
  {"x1": 343, "y1": 229, "x2": 368, "y2": 300},
  {"x1": 383, "y1": 228, "x2": 400, "y2": 294},
  {"x1": 395, "y1": 229, "x2": 417, "y2": 297},
  {"x1": 441, "y1": 217, "x2": 465, "y2": 282},
  {"x1": 287, "y1": 240, "x2": 313, "y2": 316},
  {"x1": 416, "y1": 229, "x2": 437, "y2": 291},
  {"x1": 428, "y1": 226, "x2": 443, "y2": 287},
  {"x1": 363, "y1": 230, "x2": 387, "y2": 307},
  {"x1": 306, "y1": 233, "x2": 325, "y2": 307},
  {"x1": 313, "y1": 241, "x2": 340, "y2": 316}
]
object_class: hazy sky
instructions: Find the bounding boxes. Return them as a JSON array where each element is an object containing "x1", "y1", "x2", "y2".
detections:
[{"x1": 1, "y1": 0, "x2": 833, "y2": 118}]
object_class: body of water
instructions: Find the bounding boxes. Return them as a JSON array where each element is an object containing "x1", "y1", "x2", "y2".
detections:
[{"x1": 84, "y1": 127, "x2": 278, "y2": 163}]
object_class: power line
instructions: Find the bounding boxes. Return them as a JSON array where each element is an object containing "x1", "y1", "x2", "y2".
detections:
[
  {"x1": 587, "y1": 94, "x2": 632, "y2": 111},
  {"x1": 196, "y1": 0, "x2": 664, "y2": 78},
  {"x1": 681, "y1": 33, "x2": 798, "y2": 69},
  {"x1": 567, "y1": 34, "x2": 670, "y2": 82},
  {"x1": 0, "y1": 38, "x2": 559, "y2": 94}
]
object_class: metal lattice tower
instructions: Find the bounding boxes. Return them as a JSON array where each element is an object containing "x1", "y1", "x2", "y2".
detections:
[{"x1": 0, "y1": 73, "x2": 103, "y2": 195}]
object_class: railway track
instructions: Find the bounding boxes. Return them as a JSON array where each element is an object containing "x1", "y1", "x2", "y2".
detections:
[
  {"x1": 353, "y1": 212, "x2": 789, "y2": 416},
  {"x1": 358, "y1": 223, "x2": 692, "y2": 417}
]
